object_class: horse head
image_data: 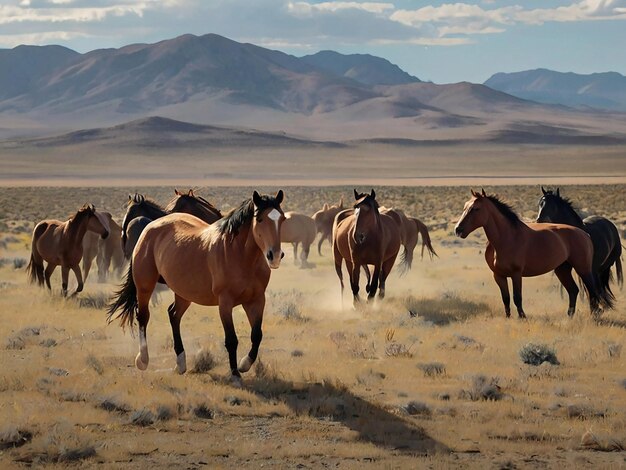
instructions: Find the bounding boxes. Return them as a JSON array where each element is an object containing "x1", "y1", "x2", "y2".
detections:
[
  {"x1": 82, "y1": 204, "x2": 110, "y2": 239},
  {"x1": 352, "y1": 188, "x2": 379, "y2": 245},
  {"x1": 455, "y1": 189, "x2": 490, "y2": 239},
  {"x1": 252, "y1": 190, "x2": 285, "y2": 269}
]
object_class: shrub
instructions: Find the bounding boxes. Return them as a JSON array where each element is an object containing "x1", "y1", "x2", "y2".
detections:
[{"x1": 519, "y1": 343, "x2": 559, "y2": 366}]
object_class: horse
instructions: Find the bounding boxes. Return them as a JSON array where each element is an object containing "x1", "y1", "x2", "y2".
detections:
[
  {"x1": 380, "y1": 208, "x2": 437, "y2": 271},
  {"x1": 27, "y1": 204, "x2": 110, "y2": 296},
  {"x1": 454, "y1": 189, "x2": 613, "y2": 318},
  {"x1": 537, "y1": 187, "x2": 622, "y2": 302},
  {"x1": 82, "y1": 212, "x2": 124, "y2": 282},
  {"x1": 312, "y1": 196, "x2": 344, "y2": 255},
  {"x1": 121, "y1": 189, "x2": 222, "y2": 259},
  {"x1": 280, "y1": 212, "x2": 317, "y2": 267},
  {"x1": 107, "y1": 191, "x2": 285, "y2": 385},
  {"x1": 333, "y1": 189, "x2": 402, "y2": 307}
]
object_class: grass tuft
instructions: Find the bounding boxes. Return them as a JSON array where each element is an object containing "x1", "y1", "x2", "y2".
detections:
[
  {"x1": 192, "y1": 348, "x2": 216, "y2": 373},
  {"x1": 519, "y1": 343, "x2": 560, "y2": 366}
]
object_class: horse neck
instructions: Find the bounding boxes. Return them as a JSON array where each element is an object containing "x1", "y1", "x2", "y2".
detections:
[
  {"x1": 555, "y1": 203, "x2": 584, "y2": 228},
  {"x1": 482, "y1": 204, "x2": 524, "y2": 248},
  {"x1": 66, "y1": 214, "x2": 90, "y2": 246},
  {"x1": 229, "y1": 221, "x2": 262, "y2": 266}
]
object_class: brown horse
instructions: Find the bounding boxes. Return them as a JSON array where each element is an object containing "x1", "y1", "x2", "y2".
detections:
[
  {"x1": 165, "y1": 188, "x2": 223, "y2": 223},
  {"x1": 27, "y1": 204, "x2": 110, "y2": 296},
  {"x1": 454, "y1": 189, "x2": 612, "y2": 318},
  {"x1": 281, "y1": 212, "x2": 317, "y2": 267},
  {"x1": 312, "y1": 196, "x2": 344, "y2": 255},
  {"x1": 333, "y1": 189, "x2": 402, "y2": 307},
  {"x1": 108, "y1": 191, "x2": 285, "y2": 385},
  {"x1": 82, "y1": 212, "x2": 124, "y2": 282},
  {"x1": 380, "y1": 208, "x2": 437, "y2": 271}
]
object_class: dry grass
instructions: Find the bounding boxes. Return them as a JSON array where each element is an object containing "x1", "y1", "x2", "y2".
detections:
[{"x1": 0, "y1": 184, "x2": 625, "y2": 468}]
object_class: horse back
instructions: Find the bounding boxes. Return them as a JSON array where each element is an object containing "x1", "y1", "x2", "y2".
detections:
[{"x1": 583, "y1": 215, "x2": 622, "y2": 268}]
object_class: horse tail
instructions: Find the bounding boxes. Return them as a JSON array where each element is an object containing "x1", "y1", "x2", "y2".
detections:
[
  {"x1": 616, "y1": 254, "x2": 623, "y2": 288},
  {"x1": 412, "y1": 218, "x2": 437, "y2": 260},
  {"x1": 397, "y1": 246, "x2": 411, "y2": 275},
  {"x1": 26, "y1": 223, "x2": 47, "y2": 286},
  {"x1": 581, "y1": 272, "x2": 614, "y2": 315},
  {"x1": 107, "y1": 262, "x2": 138, "y2": 330}
]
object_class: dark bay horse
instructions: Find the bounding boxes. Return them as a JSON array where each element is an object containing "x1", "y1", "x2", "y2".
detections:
[
  {"x1": 108, "y1": 191, "x2": 285, "y2": 385},
  {"x1": 281, "y1": 212, "x2": 317, "y2": 267},
  {"x1": 455, "y1": 189, "x2": 612, "y2": 318},
  {"x1": 27, "y1": 204, "x2": 110, "y2": 296},
  {"x1": 537, "y1": 187, "x2": 622, "y2": 302},
  {"x1": 122, "y1": 189, "x2": 222, "y2": 259},
  {"x1": 333, "y1": 189, "x2": 401, "y2": 307},
  {"x1": 312, "y1": 197, "x2": 344, "y2": 255}
]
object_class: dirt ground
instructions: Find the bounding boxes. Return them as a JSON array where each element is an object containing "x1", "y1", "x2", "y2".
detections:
[{"x1": 0, "y1": 185, "x2": 624, "y2": 469}]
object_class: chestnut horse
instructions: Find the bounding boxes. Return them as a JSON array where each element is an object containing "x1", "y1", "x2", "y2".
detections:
[
  {"x1": 537, "y1": 187, "x2": 621, "y2": 303},
  {"x1": 27, "y1": 204, "x2": 110, "y2": 296},
  {"x1": 82, "y1": 212, "x2": 124, "y2": 282},
  {"x1": 333, "y1": 189, "x2": 401, "y2": 307},
  {"x1": 108, "y1": 191, "x2": 285, "y2": 385},
  {"x1": 312, "y1": 196, "x2": 344, "y2": 255},
  {"x1": 455, "y1": 189, "x2": 612, "y2": 318},
  {"x1": 281, "y1": 212, "x2": 316, "y2": 267}
]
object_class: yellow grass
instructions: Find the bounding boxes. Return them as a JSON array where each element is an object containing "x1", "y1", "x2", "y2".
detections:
[{"x1": 0, "y1": 185, "x2": 625, "y2": 468}]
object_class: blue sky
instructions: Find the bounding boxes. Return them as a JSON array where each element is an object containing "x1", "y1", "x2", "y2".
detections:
[{"x1": 1, "y1": 0, "x2": 625, "y2": 83}]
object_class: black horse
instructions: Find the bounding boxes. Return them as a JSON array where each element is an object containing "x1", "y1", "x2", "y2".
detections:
[{"x1": 537, "y1": 187, "x2": 622, "y2": 304}]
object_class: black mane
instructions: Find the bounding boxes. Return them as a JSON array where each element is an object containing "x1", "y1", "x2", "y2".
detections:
[
  {"x1": 485, "y1": 194, "x2": 521, "y2": 225},
  {"x1": 217, "y1": 194, "x2": 281, "y2": 238},
  {"x1": 165, "y1": 193, "x2": 223, "y2": 218},
  {"x1": 543, "y1": 190, "x2": 582, "y2": 222}
]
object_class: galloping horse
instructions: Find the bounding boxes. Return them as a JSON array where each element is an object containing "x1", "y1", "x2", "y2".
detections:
[
  {"x1": 280, "y1": 212, "x2": 317, "y2": 267},
  {"x1": 537, "y1": 187, "x2": 622, "y2": 302},
  {"x1": 455, "y1": 189, "x2": 612, "y2": 318},
  {"x1": 82, "y1": 212, "x2": 124, "y2": 282},
  {"x1": 122, "y1": 190, "x2": 222, "y2": 258},
  {"x1": 108, "y1": 191, "x2": 285, "y2": 385},
  {"x1": 312, "y1": 197, "x2": 344, "y2": 255},
  {"x1": 333, "y1": 189, "x2": 402, "y2": 307},
  {"x1": 27, "y1": 204, "x2": 110, "y2": 296}
]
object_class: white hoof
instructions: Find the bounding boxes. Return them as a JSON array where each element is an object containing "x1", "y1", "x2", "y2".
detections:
[
  {"x1": 135, "y1": 352, "x2": 148, "y2": 371},
  {"x1": 175, "y1": 351, "x2": 187, "y2": 375},
  {"x1": 230, "y1": 375, "x2": 243, "y2": 388},
  {"x1": 238, "y1": 355, "x2": 253, "y2": 373}
]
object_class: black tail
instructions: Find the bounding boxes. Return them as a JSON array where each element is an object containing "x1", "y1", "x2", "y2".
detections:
[
  {"x1": 616, "y1": 254, "x2": 623, "y2": 288},
  {"x1": 581, "y1": 272, "x2": 614, "y2": 316},
  {"x1": 412, "y1": 218, "x2": 437, "y2": 260},
  {"x1": 26, "y1": 252, "x2": 44, "y2": 286},
  {"x1": 397, "y1": 246, "x2": 412, "y2": 275},
  {"x1": 107, "y1": 262, "x2": 138, "y2": 330}
]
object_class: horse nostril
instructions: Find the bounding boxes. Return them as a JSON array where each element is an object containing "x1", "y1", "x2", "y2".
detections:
[
  {"x1": 455, "y1": 226, "x2": 462, "y2": 236},
  {"x1": 267, "y1": 251, "x2": 274, "y2": 262},
  {"x1": 280, "y1": 252, "x2": 285, "y2": 259}
]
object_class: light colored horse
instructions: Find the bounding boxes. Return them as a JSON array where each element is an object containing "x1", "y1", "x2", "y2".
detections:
[
  {"x1": 108, "y1": 191, "x2": 285, "y2": 385},
  {"x1": 312, "y1": 197, "x2": 344, "y2": 255},
  {"x1": 281, "y1": 212, "x2": 316, "y2": 267},
  {"x1": 27, "y1": 204, "x2": 110, "y2": 296},
  {"x1": 82, "y1": 212, "x2": 124, "y2": 282},
  {"x1": 455, "y1": 189, "x2": 612, "y2": 318},
  {"x1": 333, "y1": 190, "x2": 402, "y2": 307}
]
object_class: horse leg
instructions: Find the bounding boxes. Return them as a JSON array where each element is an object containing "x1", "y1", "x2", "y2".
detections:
[
  {"x1": 69, "y1": 265, "x2": 84, "y2": 297},
  {"x1": 292, "y1": 242, "x2": 299, "y2": 265},
  {"x1": 349, "y1": 261, "x2": 361, "y2": 308},
  {"x1": 98, "y1": 250, "x2": 111, "y2": 283},
  {"x1": 379, "y1": 256, "x2": 397, "y2": 300},
  {"x1": 301, "y1": 243, "x2": 311, "y2": 267},
  {"x1": 493, "y1": 274, "x2": 511, "y2": 318},
  {"x1": 218, "y1": 296, "x2": 241, "y2": 385},
  {"x1": 240, "y1": 296, "x2": 265, "y2": 373},
  {"x1": 82, "y1": 255, "x2": 92, "y2": 283},
  {"x1": 511, "y1": 273, "x2": 526, "y2": 319},
  {"x1": 317, "y1": 235, "x2": 325, "y2": 256},
  {"x1": 367, "y1": 265, "x2": 381, "y2": 301},
  {"x1": 135, "y1": 290, "x2": 152, "y2": 370},
  {"x1": 168, "y1": 295, "x2": 191, "y2": 374},
  {"x1": 333, "y1": 241, "x2": 344, "y2": 308},
  {"x1": 61, "y1": 265, "x2": 70, "y2": 297},
  {"x1": 554, "y1": 264, "x2": 578, "y2": 317},
  {"x1": 44, "y1": 263, "x2": 56, "y2": 290},
  {"x1": 363, "y1": 265, "x2": 371, "y2": 293}
]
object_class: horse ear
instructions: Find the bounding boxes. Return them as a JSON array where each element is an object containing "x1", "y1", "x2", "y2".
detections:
[
  {"x1": 275, "y1": 190, "x2": 284, "y2": 205},
  {"x1": 470, "y1": 189, "x2": 477, "y2": 197},
  {"x1": 541, "y1": 186, "x2": 547, "y2": 195},
  {"x1": 323, "y1": 203, "x2": 329, "y2": 210},
  {"x1": 556, "y1": 187, "x2": 560, "y2": 197},
  {"x1": 252, "y1": 190, "x2": 262, "y2": 207},
  {"x1": 139, "y1": 194, "x2": 145, "y2": 203},
  {"x1": 353, "y1": 189, "x2": 359, "y2": 200},
  {"x1": 339, "y1": 196, "x2": 344, "y2": 208},
  {"x1": 128, "y1": 194, "x2": 132, "y2": 201},
  {"x1": 481, "y1": 188, "x2": 487, "y2": 197},
  {"x1": 370, "y1": 188, "x2": 376, "y2": 199},
  {"x1": 188, "y1": 189, "x2": 194, "y2": 196},
  {"x1": 174, "y1": 189, "x2": 180, "y2": 195}
]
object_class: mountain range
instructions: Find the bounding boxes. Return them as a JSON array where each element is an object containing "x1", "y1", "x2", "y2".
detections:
[{"x1": 0, "y1": 33, "x2": 625, "y2": 143}]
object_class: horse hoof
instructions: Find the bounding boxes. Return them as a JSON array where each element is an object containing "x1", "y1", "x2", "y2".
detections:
[
  {"x1": 238, "y1": 355, "x2": 253, "y2": 373},
  {"x1": 175, "y1": 351, "x2": 187, "y2": 374},
  {"x1": 230, "y1": 375, "x2": 243, "y2": 388},
  {"x1": 135, "y1": 353, "x2": 148, "y2": 370}
]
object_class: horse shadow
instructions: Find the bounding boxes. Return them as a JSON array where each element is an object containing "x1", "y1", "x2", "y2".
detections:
[{"x1": 217, "y1": 373, "x2": 450, "y2": 455}]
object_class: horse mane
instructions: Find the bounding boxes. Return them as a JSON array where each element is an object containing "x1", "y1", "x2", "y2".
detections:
[
  {"x1": 69, "y1": 204, "x2": 94, "y2": 223},
  {"x1": 165, "y1": 193, "x2": 223, "y2": 218},
  {"x1": 217, "y1": 194, "x2": 281, "y2": 238},
  {"x1": 543, "y1": 190, "x2": 582, "y2": 222},
  {"x1": 354, "y1": 194, "x2": 379, "y2": 210},
  {"x1": 485, "y1": 194, "x2": 521, "y2": 225}
]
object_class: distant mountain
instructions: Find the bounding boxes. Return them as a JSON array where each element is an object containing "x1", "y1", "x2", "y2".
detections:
[
  {"x1": 301, "y1": 50, "x2": 420, "y2": 86},
  {"x1": 485, "y1": 69, "x2": 626, "y2": 111}
]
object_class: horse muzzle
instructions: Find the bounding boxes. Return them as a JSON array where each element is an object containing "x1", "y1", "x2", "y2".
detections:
[
  {"x1": 355, "y1": 232, "x2": 366, "y2": 244},
  {"x1": 101, "y1": 230, "x2": 110, "y2": 240},
  {"x1": 454, "y1": 226, "x2": 466, "y2": 239},
  {"x1": 265, "y1": 249, "x2": 284, "y2": 269}
]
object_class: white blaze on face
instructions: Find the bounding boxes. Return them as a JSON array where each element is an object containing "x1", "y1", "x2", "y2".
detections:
[{"x1": 268, "y1": 208, "x2": 281, "y2": 234}]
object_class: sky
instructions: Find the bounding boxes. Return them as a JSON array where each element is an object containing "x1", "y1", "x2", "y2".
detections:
[{"x1": 1, "y1": 0, "x2": 625, "y2": 83}]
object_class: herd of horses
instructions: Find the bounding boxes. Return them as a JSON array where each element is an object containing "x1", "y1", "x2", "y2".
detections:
[{"x1": 24, "y1": 187, "x2": 621, "y2": 384}]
